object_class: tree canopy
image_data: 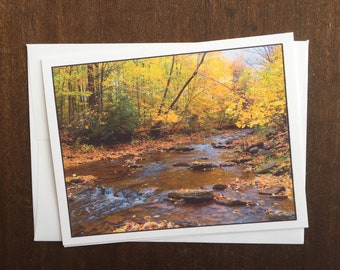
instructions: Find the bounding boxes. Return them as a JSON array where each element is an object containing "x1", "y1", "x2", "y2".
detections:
[{"x1": 52, "y1": 45, "x2": 287, "y2": 144}]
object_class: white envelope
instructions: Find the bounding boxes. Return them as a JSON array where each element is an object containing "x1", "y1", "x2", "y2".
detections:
[{"x1": 28, "y1": 34, "x2": 308, "y2": 245}]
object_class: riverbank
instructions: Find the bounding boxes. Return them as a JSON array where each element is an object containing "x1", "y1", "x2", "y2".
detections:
[
  {"x1": 63, "y1": 127, "x2": 291, "y2": 183},
  {"x1": 62, "y1": 129, "x2": 239, "y2": 175}
]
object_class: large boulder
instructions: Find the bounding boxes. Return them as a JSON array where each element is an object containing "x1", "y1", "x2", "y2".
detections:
[
  {"x1": 167, "y1": 189, "x2": 214, "y2": 203},
  {"x1": 247, "y1": 142, "x2": 264, "y2": 151},
  {"x1": 172, "y1": 162, "x2": 191, "y2": 167},
  {"x1": 212, "y1": 183, "x2": 226, "y2": 190},
  {"x1": 259, "y1": 185, "x2": 286, "y2": 195},
  {"x1": 257, "y1": 149, "x2": 271, "y2": 156},
  {"x1": 219, "y1": 161, "x2": 236, "y2": 167},
  {"x1": 256, "y1": 161, "x2": 277, "y2": 174},
  {"x1": 211, "y1": 142, "x2": 227, "y2": 149},
  {"x1": 214, "y1": 195, "x2": 248, "y2": 206},
  {"x1": 169, "y1": 146, "x2": 195, "y2": 152},
  {"x1": 190, "y1": 162, "x2": 218, "y2": 171}
]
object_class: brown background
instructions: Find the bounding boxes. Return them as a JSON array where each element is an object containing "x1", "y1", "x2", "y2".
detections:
[{"x1": 0, "y1": 0, "x2": 339, "y2": 269}]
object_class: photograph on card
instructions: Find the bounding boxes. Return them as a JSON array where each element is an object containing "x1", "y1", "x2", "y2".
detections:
[{"x1": 50, "y1": 44, "x2": 296, "y2": 237}]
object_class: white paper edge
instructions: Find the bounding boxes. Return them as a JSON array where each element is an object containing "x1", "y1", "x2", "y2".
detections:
[{"x1": 37, "y1": 34, "x2": 307, "y2": 246}]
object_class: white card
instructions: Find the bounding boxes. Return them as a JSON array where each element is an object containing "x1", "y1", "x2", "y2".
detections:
[{"x1": 28, "y1": 33, "x2": 308, "y2": 247}]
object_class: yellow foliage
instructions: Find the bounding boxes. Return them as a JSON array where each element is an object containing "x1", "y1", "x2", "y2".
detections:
[
  {"x1": 236, "y1": 45, "x2": 287, "y2": 128},
  {"x1": 166, "y1": 110, "x2": 180, "y2": 123},
  {"x1": 154, "y1": 110, "x2": 180, "y2": 125},
  {"x1": 53, "y1": 45, "x2": 288, "y2": 133}
]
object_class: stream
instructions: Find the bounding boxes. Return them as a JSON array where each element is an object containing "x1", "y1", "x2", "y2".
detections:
[{"x1": 66, "y1": 129, "x2": 296, "y2": 236}]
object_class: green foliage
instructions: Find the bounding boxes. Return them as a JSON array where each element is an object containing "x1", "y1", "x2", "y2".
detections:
[
  {"x1": 103, "y1": 94, "x2": 140, "y2": 142},
  {"x1": 255, "y1": 125, "x2": 276, "y2": 139},
  {"x1": 70, "y1": 94, "x2": 140, "y2": 144},
  {"x1": 80, "y1": 144, "x2": 94, "y2": 153}
]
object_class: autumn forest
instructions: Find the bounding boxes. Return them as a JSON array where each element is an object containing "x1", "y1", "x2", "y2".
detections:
[
  {"x1": 52, "y1": 45, "x2": 295, "y2": 236},
  {"x1": 52, "y1": 45, "x2": 286, "y2": 145}
]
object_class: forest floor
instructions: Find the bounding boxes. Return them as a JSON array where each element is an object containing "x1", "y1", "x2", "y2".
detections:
[{"x1": 62, "y1": 127, "x2": 292, "y2": 187}]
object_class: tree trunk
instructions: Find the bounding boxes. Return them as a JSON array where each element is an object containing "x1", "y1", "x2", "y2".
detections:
[
  {"x1": 87, "y1": 64, "x2": 96, "y2": 111},
  {"x1": 166, "y1": 52, "x2": 206, "y2": 113},
  {"x1": 68, "y1": 67, "x2": 74, "y2": 123},
  {"x1": 157, "y1": 55, "x2": 175, "y2": 116},
  {"x1": 98, "y1": 63, "x2": 105, "y2": 113},
  {"x1": 151, "y1": 53, "x2": 206, "y2": 137}
]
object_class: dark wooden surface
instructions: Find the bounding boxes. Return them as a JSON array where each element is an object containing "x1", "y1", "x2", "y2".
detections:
[{"x1": 0, "y1": 1, "x2": 339, "y2": 269}]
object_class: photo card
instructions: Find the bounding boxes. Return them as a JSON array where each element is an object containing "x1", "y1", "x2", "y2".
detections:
[{"x1": 42, "y1": 33, "x2": 308, "y2": 247}]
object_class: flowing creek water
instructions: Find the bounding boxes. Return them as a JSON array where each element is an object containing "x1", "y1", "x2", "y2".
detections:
[{"x1": 66, "y1": 129, "x2": 296, "y2": 236}]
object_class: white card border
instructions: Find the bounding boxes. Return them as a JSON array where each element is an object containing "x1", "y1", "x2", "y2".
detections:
[{"x1": 42, "y1": 33, "x2": 308, "y2": 247}]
